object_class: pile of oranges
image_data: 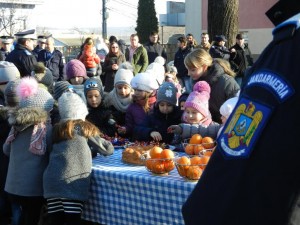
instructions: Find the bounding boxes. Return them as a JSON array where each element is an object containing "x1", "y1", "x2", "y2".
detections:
[
  {"x1": 183, "y1": 134, "x2": 215, "y2": 155},
  {"x1": 175, "y1": 155, "x2": 210, "y2": 181},
  {"x1": 145, "y1": 146, "x2": 176, "y2": 175}
]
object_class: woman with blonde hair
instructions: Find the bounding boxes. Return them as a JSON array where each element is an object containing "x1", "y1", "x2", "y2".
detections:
[{"x1": 184, "y1": 48, "x2": 240, "y2": 123}]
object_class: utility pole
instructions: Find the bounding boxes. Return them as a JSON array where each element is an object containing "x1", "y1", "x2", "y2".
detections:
[{"x1": 102, "y1": 0, "x2": 107, "y2": 40}]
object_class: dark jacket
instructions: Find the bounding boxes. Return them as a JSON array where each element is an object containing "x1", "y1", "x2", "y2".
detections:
[
  {"x1": 86, "y1": 104, "x2": 116, "y2": 137},
  {"x1": 5, "y1": 44, "x2": 37, "y2": 77},
  {"x1": 0, "y1": 107, "x2": 10, "y2": 194},
  {"x1": 229, "y1": 43, "x2": 254, "y2": 78},
  {"x1": 102, "y1": 53, "x2": 126, "y2": 92},
  {"x1": 32, "y1": 46, "x2": 43, "y2": 59},
  {"x1": 144, "y1": 41, "x2": 167, "y2": 64},
  {"x1": 191, "y1": 62, "x2": 240, "y2": 123},
  {"x1": 134, "y1": 105, "x2": 182, "y2": 144},
  {"x1": 182, "y1": 12, "x2": 300, "y2": 225},
  {"x1": 174, "y1": 47, "x2": 192, "y2": 78},
  {"x1": 38, "y1": 49, "x2": 65, "y2": 82},
  {"x1": 209, "y1": 44, "x2": 231, "y2": 60}
]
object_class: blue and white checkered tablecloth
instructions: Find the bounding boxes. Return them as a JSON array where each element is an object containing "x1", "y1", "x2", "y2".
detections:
[{"x1": 82, "y1": 148, "x2": 197, "y2": 225}]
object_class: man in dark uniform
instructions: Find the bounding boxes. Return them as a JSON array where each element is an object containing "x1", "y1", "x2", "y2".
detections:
[
  {"x1": 182, "y1": 1, "x2": 300, "y2": 225},
  {"x1": 32, "y1": 35, "x2": 47, "y2": 59},
  {"x1": 0, "y1": 36, "x2": 14, "y2": 61},
  {"x1": 5, "y1": 29, "x2": 37, "y2": 77},
  {"x1": 37, "y1": 35, "x2": 65, "y2": 82}
]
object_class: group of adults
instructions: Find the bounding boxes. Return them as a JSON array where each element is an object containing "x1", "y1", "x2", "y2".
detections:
[{"x1": 173, "y1": 32, "x2": 254, "y2": 93}]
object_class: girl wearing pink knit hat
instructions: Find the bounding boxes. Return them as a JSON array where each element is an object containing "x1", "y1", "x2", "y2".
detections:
[{"x1": 168, "y1": 81, "x2": 222, "y2": 140}]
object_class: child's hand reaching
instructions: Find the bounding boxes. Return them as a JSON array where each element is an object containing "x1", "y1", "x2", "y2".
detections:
[
  {"x1": 167, "y1": 125, "x2": 182, "y2": 134},
  {"x1": 150, "y1": 131, "x2": 162, "y2": 142}
]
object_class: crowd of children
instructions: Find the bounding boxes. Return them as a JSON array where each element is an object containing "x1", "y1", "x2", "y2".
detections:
[{"x1": 0, "y1": 46, "x2": 240, "y2": 225}]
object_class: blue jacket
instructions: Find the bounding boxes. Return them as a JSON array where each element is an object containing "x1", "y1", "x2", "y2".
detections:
[
  {"x1": 134, "y1": 105, "x2": 182, "y2": 144},
  {"x1": 38, "y1": 49, "x2": 65, "y2": 82}
]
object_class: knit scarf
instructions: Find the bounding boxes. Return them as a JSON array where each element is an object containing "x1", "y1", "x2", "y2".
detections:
[
  {"x1": 107, "y1": 89, "x2": 132, "y2": 112},
  {"x1": 5, "y1": 122, "x2": 48, "y2": 155}
]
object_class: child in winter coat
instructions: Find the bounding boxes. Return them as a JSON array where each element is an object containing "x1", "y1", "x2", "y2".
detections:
[
  {"x1": 168, "y1": 81, "x2": 221, "y2": 140},
  {"x1": 84, "y1": 77, "x2": 117, "y2": 137},
  {"x1": 3, "y1": 77, "x2": 54, "y2": 225},
  {"x1": 118, "y1": 72, "x2": 159, "y2": 140},
  {"x1": 65, "y1": 59, "x2": 89, "y2": 103},
  {"x1": 43, "y1": 91, "x2": 113, "y2": 225},
  {"x1": 79, "y1": 38, "x2": 101, "y2": 77},
  {"x1": 103, "y1": 68, "x2": 134, "y2": 127},
  {"x1": 134, "y1": 82, "x2": 182, "y2": 144}
]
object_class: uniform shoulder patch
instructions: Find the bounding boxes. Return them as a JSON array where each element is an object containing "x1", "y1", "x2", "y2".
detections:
[
  {"x1": 218, "y1": 97, "x2": 272, "y2": 159},
  {"x1": 245, "y1": 70, "x2": 294, "y2": 103}
]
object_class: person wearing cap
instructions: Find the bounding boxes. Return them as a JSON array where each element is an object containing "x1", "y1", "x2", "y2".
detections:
[
  {"x1": 3, "y1": 77, "x2": 54, "y2": 225},
  {"x1": 0, "y1": 36, "x2": 14, "y2": 60},
  {"x1": 209, "y1": 34, "x2": 233, "y2": 60},
  {"x1": 37, "y1": 36, "x2": 65, "y2": 82},
  {"x1": 5, "y1": 29, "x2": 38, "y2": 77},
  {"x1": 182, "y1": 1, "x2": 300, "y2": 225},
  {"x1": 229, "y1": 33, "x2": 254, "y2": 86},
  {"x1": 32, "y1": 35, "x2": 47, "y2": 59}
]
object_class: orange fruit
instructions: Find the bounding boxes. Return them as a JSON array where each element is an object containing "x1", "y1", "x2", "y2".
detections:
[
  {"x1": 176, "y1": 156, "x2": 191, "y2": 175},
  {"x1": 199, "y1": 155, "x2": 210, "y2": 169},
  {"x1": 189, "y1": 134, "x2": 202, "y2": 144},
  {"x1": 203, "y1": 150, "x2": 213, "y2": 156},
  {"x1": 190, "y1": 156, "x2": 202, "y2": 165},
  {"x1": 164, "y1": 159, "x2": 175, "y2": 171},
  {"x1": 201, "y1": 137, "x2": 215, "y2": 149},
  {"x1": 149, "y1": 146, "x2": 163, "y2": 159},
  {"x1": 194, "y1": 145, "x2": 205, "y2": 155},
  {"x1": 160, "y1": 149, "x2": 175, "y2": 159},
  {"x1": 177, "y1": 156, "x2": 191, "y2": 165},
  {"x1": 186, "y1": 166, "x2": 203, "y2": 180},
  {"x1": 184, "y1": 144, "x2": 195, "y2": 155},
  {"x1": 146, "y1": 159, "x2": 155, "y2": 171},
  {"x1": 151, "y1": 160, "x2": 165, "y2": 174}
]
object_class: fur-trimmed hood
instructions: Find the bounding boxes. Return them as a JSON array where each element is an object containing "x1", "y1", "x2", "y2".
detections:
[
  {"x1": 8, "y1": 107, "x2": 49, "y2": 131},
  {"x1": 0, "y1": 106, "x2": 10, "y2": 121}
]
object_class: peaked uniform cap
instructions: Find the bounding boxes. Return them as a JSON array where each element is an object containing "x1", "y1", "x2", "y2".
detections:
[
  {"x1": 0, "y1": 35, "x2": 14, "y2": 44},
  {"x1": 14, "y1": 29, "x2": 37, "y2": 40}
]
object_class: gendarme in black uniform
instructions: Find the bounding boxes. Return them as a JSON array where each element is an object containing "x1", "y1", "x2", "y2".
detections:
[
  {"x1": 5, "y1": 29, "x2": 37, "y2": 77},
  {"x1": 182, "y1": 1, "x2": 300, "y2": 225}
]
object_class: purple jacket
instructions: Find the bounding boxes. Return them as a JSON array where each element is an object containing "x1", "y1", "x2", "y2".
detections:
[{"x1": 125, "y1": 103, "x2": 147, "y2": 140}]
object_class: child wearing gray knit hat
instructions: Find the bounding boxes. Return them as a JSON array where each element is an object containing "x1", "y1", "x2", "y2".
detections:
[{"x1": 43, "y1": 91, "x2": 113, "y2": 224}]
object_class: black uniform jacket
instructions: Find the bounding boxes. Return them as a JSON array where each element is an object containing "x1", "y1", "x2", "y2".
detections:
[{"x1": 182, "y1": 12, "x2": 300, "y2": 225}]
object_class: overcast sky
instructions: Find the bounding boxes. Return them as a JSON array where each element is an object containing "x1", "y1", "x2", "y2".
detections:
[{"x1": 32, "y1": 0, "x2": 183, "y2": 28}]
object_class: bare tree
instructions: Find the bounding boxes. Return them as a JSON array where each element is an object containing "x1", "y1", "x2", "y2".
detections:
[
  {"x1": 207, "y1": 0, "x2": 239, "y2": 47},
  {"x1": 0, "y1": 1, "x2": 29, "y2": 35}
]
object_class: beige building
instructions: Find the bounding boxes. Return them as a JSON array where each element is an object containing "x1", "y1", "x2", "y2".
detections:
[{"x1": 185, "y1": 0, "x2": 277, "y2": 55}]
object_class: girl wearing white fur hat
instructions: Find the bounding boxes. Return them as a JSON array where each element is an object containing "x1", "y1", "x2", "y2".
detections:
[{"x1": 118, "y1": 71, "x2": 159, "y2": 140}]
